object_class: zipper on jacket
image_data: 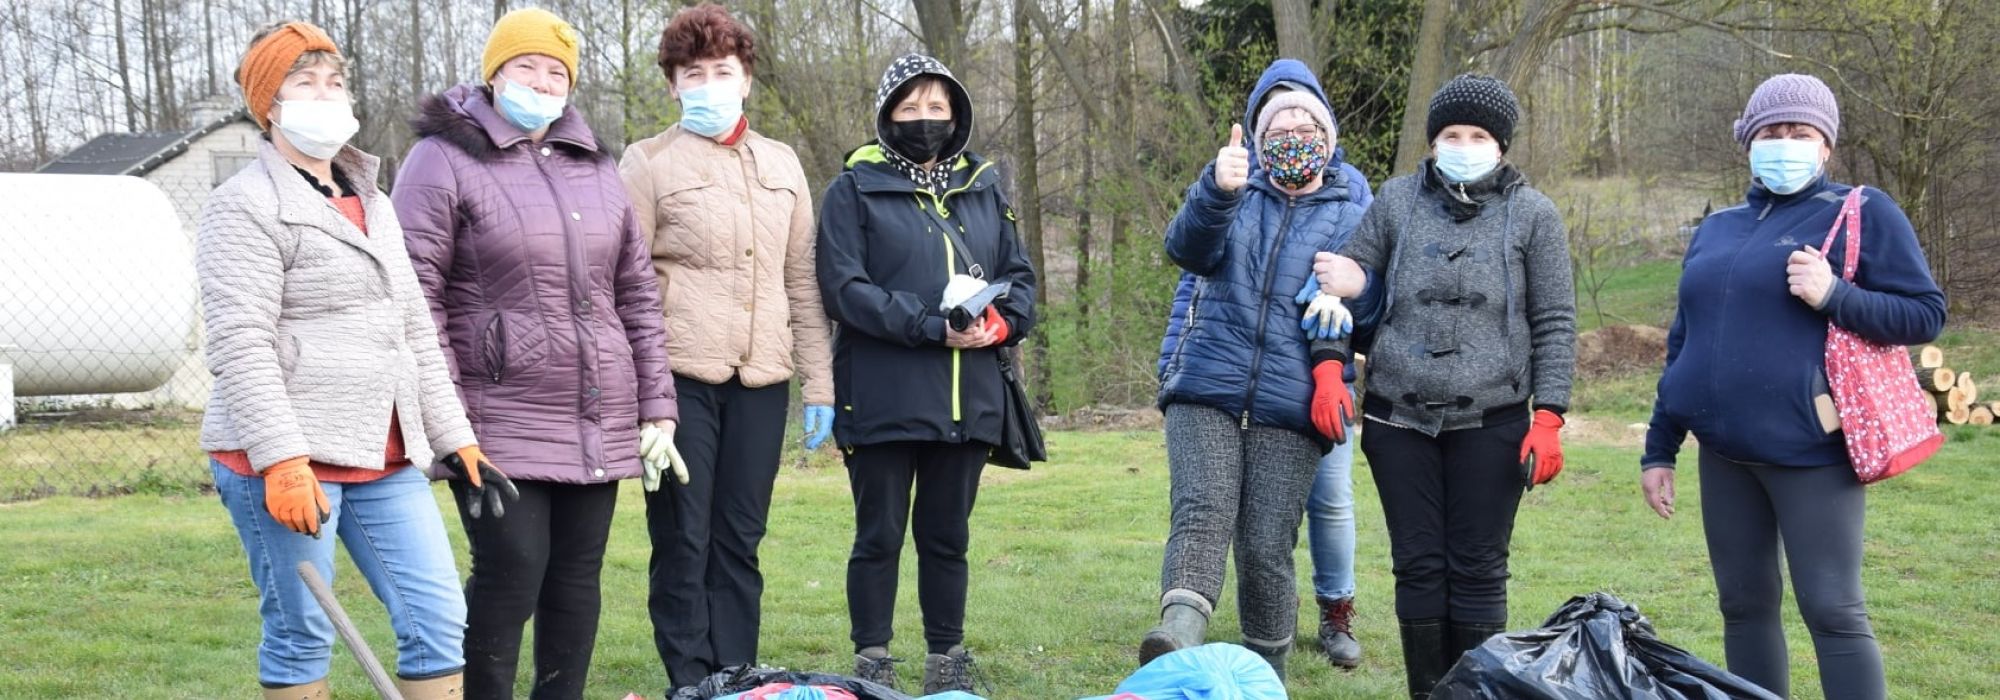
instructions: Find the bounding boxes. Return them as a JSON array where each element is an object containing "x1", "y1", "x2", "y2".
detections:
[
  {"x1": 917, "y1": 161, "x2": 995, "y2": 428},
  {"x1": 1240, "y1": 197, "x2": 1300, "y2": 430},
  {"x1": 1167, "y1": 284, "x2": 1202, "y2": 375},
  {"x1": 484, "y1": 314, "x2": 508, "y2": 384}
]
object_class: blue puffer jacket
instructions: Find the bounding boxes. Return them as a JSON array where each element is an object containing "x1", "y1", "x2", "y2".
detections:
[{"x1": 1157, "y1": 60, "x2": 1373, "y2": 435}]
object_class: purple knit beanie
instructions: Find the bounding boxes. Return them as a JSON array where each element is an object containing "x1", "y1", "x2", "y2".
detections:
[{"x1": 1733, "y1": 74, "x2": 1840, "y2": 150}]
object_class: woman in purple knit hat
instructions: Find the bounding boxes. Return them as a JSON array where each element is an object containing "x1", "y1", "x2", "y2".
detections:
[{"x1": 1641, "y1": 73, "x2": 1944, "y2": 700}]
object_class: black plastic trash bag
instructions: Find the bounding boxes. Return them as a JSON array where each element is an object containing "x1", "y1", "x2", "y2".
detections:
[
  {"x1": 1434, "y1": 592, "x2": 1782, "y2": 700},
  {"x1": 669, "y1": 665, "x2": 911, "y2": 700}
]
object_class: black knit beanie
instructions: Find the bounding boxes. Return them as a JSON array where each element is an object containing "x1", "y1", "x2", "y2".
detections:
[{"x1": 1426, "y1": 74, "x2": 1521, "y2": 152}]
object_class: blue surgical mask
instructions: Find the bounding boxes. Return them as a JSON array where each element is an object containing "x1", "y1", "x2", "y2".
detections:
[
  {"x1": 679, "y1": 79, "x2": 744, "y2": 138},
  {"x1": 1749, "y1": 138, "x2": 1823, "y2": 195},
  {"x1": 1434, "y1": 141, "x2": 1501, "y2": 183},
  {"x1": 495, "y1": 78, "x2": 566, "y2": 133}
]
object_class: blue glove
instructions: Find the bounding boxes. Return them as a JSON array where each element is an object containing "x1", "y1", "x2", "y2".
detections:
[
  {"x1": 1300, "y1": 292, "x2": 1353, "y2": 340},
  {"x1": 1294, "y1": 277, "x2": 1320, "y2": 306},
  {"x1": 803, "y1": 405, "x2": 835, "y2": 451}
]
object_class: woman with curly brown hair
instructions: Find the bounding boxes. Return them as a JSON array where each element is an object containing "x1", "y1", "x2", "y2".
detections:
[{"x1": 618, "y1": 3, "x2": 834, "y2": 693}]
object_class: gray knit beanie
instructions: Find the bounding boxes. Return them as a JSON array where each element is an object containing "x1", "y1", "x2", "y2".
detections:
[
  {"x1": 1254, "y1": 84, "x2": 1336, "y2": 147},
  {"x1": 1733, "y1": 74, "x2": 1840, "y2": 150},
  {"x1": 1427, "y1": 74, "x2": 1521, "y2": 153}
]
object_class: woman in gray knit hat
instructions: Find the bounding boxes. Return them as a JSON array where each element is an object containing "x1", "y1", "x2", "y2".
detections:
[
  {"x1": 1639, "y1": 73, "x2": 1941, "y2": 700},
  {"x1": 1312, "y1": 73, "x2": 1575, "y2": 699}
]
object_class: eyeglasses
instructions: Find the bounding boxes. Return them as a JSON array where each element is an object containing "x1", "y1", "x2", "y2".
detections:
[{"x1": 1263, "y1": 125, "x2": 1325, "y2": 141}]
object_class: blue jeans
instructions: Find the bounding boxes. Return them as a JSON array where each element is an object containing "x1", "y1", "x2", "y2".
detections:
[
  {"x1": 1306, "y1": 437, "x2": 1357, "y2": 600},
  {"x1": 212, "y1": 460, "x2": 466, "y2": 685}
]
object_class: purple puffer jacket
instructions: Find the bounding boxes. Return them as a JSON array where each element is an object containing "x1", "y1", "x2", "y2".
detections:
[{"x1": 393, "y1": 84, "x2": 676, "y2": 484}]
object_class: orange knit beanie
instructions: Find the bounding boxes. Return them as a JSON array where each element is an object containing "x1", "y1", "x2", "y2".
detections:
[{"x1": 237, "y1": 22, "x2": 341, "y2": 130}]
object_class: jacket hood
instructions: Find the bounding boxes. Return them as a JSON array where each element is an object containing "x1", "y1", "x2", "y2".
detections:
[
  {"x1": 411, "y1": 83, "x2": 607, "y2": 162},
  {"x1": 841, "y1": 143, "x2": 994, "y2": 193},
  {"x1": 872, "y1": 54, "x2": 974, "y2": 165},
  {"x1": 1242, "y1": 59, "x2": 1338, "y2": 155}
]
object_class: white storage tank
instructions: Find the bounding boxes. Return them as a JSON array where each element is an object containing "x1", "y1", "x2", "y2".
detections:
[{"x1": 0, "y1": 174, "x2": 198, "y2": 396}]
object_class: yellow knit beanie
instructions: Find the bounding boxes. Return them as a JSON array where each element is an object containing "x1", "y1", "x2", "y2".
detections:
[{"x1": 482, "y1": 8, "x2": 580, "y2": 82}]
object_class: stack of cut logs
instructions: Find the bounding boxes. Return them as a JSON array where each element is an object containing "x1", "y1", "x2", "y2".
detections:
[{"x1": 1916, "y1": 345, "x2": 1995, "y2": 425}]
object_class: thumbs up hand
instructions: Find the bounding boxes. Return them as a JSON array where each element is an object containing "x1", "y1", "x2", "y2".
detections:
[{"x1": 1215, "y1": 123, "x2": 1251, "y2": 194}]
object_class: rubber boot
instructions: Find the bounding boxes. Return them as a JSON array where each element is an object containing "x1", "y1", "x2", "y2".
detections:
[
  {"x1": 1398, "y1": 618, "x2": 1449, "y2": 699},
  {"x1": 1244, "y1": 640, "x2": 1291, "y2": 682},
  {"x1": 1138, "y1": 602, "x2": 1210, "y2": 665},
  {"x1": 394, "y1": 672, "x2": 463, "y2": 700},
  {"x1": 260, "y1": 679, "x2": 329, "y2": 700},
  {"x1": 1448, "y1": 621, "x2": 1507, "y2": 669},
  {"x1": 1317, "y1": 595, "x2": 1362, "y2": 669}
]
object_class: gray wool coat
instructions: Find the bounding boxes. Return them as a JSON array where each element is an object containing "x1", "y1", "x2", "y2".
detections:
[
  {"x1": 197, "y1": 141, "x2": 477, "y2": 471},
  {"x1": 1329, "y1": 162, "x2": 1576, "y2": 436}
]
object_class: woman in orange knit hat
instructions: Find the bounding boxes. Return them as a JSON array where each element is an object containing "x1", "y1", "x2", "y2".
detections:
[{"x1": 198, "y1": 20, "x2": 515, "y2": 700}]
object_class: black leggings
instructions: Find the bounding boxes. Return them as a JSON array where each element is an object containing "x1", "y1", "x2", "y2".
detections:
[
  {"x1": 1699, "y1": 448, "x2": 1884, "y2": 700},
  {"x1": 452, "y1": 478, "x2": 619, "y2": 700},
  {"x1": 844, "y1": 441, "x2": 988, "y2": 654},
  {"x1": 1362, "y1": 417, "x2": 1528, "y2": 624}
]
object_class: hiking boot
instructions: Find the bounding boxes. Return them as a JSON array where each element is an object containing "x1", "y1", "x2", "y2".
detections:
[
  {"x1": 1245, "y1": 640, "x2": 1291, "y2": 681},
  {"x1": 1398, "y1": 618, "x2": 1448, "y2": 699},
  {"x1": 260, "y1": 679, "x2": 329, "y2": 700},
  {"x1": 921, "y1": 645, "x2": 980, "y2": 694},
  {"x1": 1138, "y1": 602, "x2": 1210, "y2": 665},
  {"x1": 1317, "y1": 596, "x2": 1362, "y2": 669},
  {"x1": 853, "y1": 646, "x2": 901, "y2": 691}
]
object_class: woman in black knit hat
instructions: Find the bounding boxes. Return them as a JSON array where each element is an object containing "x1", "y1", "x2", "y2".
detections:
[{"x1": 1311, "y1": 73, "x2": 1576, "y2": 699}]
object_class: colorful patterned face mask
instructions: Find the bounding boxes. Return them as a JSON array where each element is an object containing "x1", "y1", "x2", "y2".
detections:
[{"x1": 1262, "y1": 134, "x2": 1329, "y2": 190}]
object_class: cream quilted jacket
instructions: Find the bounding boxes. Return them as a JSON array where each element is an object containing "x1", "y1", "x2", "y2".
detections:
[
  {"x1": 619, "y1": 125, "x2": 833, "y2": 405},
  {"x1": 197, "y1": 142, "x2": 477, "y2": 471}
]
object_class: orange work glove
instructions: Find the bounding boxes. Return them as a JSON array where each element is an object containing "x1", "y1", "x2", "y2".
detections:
[
  {"x1": 982, "y1": 306, "x2": 1010, "y2": 344},
  {"x1": 1311, "y1": 361, "x2": 1356, "y2": 444},
  {"x1": 263, "y1": 457, "x2": 330, "y2": 538},
  {"x1": 443, "y1": 445, "x2": 520, "y2": 519},
  {"x1": 1519, "y1": 409, "x2": 1566, "y2": 489}
]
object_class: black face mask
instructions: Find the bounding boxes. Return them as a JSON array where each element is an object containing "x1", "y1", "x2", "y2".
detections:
[{"x1": 884, "y1": 119, "x2": 955, "y2": 163}]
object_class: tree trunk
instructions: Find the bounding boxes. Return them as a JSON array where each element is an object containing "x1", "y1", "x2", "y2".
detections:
[
  {"x1": 203, "y1": 0, "x2": 216, "y2": 97},
  {"x1": 1075, "y1": 0, "x2": 1095, "y2": 329},
  {"x1": 114, "y1": 0, "x2": 139, "y2": 131},
  {"x1": 1270, "y1": 0, "x2": 1324, "y2": 73},
  {"x1": 1394, "y1": 0, "x2": 1454, "y2": 175},
  {"x1": 409, "y1": 0, "x2": 423, "y2": 97},
  {"x1": 1013, "y1": 0, "x2": 1051, "y2": 410},
  {"x1": 1489, "y1": 0, "x2": 1584, "y2": 172},
  {"x1": 913, "y1": 0, "x2": 966, "y2": 69}
]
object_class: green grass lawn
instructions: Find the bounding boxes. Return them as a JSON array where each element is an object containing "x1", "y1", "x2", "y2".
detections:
[{"x1": 2, "y1": 428, "x2": 1994, "y2": 698}]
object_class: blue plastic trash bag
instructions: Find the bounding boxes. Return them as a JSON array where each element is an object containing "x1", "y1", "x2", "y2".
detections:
[
  {"x1": 1081, "y1": 643, "x2": 1287, "y2": 700},
  {"x1": 1434, "y1": 593, "x2": 1781, "y2": 700},
  {"x1": 917, "y1": 693, "x2": 987, "y2": 700}
]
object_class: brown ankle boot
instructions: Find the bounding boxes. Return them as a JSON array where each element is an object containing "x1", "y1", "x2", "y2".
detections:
[
  {"x1": 395, "y1": 672, "x2": 463, "y2": 699},
  {"x1": 260, "y1": 679, "x2": 329, "y2": 700}
]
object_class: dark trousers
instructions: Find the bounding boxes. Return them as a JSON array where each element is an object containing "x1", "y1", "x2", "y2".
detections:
[
  {"x1": 451, "y1": 478, "x2": 619, "y2": 700},
  {"x1": 844, "y1": 441, "x2": 988, "y2": 654},
  {"x1": 1363, "y1": 417, "x2": 1528, "y2": 624},
  {"x1": 1699, "y1": 448, "x2": 1884, "y2": 700},
  {"x1": 645, "y1": 374, "x2": 790, "y2": 690}
]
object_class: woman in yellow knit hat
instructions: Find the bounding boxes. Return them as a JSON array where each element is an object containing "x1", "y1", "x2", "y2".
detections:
[
  {"x1": 201, "y1": 20, "x2": 516, "y2": 700},
  {"x1": 394, "y1": 7, "x2": 680, "y2": 699}
]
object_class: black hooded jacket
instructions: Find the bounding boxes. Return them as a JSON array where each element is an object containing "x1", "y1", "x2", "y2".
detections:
[{"x1": 815, "y1": 55, "x2": 1039, "y2": 452}]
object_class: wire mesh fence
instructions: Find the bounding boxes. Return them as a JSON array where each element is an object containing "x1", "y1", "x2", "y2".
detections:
[{"x1": 3, "y1": 165, "x2": 230, "y2": 502}]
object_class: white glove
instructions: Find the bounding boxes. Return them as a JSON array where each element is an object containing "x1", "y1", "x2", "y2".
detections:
[
  {"x1": 639, "y1": 421, "x2": 689, "y2": 491},
  {"x1": 941, "y1": 274, "x2": 988, "y2": 311},
  {"x1": 1303, "y1": 292, "x2": 1354, "y2": 341}
]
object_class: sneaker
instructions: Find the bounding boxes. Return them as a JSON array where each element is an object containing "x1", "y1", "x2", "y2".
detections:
[
  {"x1": 1318, "y1": 596, "x2": 1362, "y2": 669},
  {"x1": 921, "y1": 645, "x2": 980, "y2": 695},
  {"x1": 853, "y1": 647, "x2": 901, "y2": 690}
]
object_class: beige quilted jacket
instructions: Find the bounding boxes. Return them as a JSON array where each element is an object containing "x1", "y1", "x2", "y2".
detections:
[
  {"x1": 197, "y1": 142, "x2": 477, "y2": 471},
  {"x1": 619, "y1": 125, "x2": 833, "y2": 405}
]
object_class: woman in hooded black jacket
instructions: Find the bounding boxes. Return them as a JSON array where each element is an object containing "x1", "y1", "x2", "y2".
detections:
[{"x1": 814, "y1": 53, "x2": 1038, "y2": 695}]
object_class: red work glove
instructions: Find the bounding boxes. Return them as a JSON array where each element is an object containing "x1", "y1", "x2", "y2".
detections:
[
  {"x1": 1519, "y1": 409, "x2": 1565, "y2": 488},
  {"x1": 982, "y1": 306, "x2": 1010, "y2": 344},
  {"x1": 263, "y1": 457, "x2": 330, "y2": 538},
  {"x1": 1311, "y1": 361, "x2": 1356, "y2": 444}
]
